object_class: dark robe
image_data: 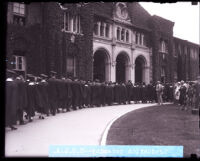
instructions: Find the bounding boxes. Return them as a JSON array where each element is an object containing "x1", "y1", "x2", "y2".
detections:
[
  {"x1": 36, "y1": 81, "x2": 49, "y2": 114},
  {"x1": 71, "y1": 80, "x2": 81, "y2": 109},
  {"x1": 126, "y1": 82, "x2": 133, "y2": 104},
  {"x1": 84, "y1": 83, "x2": 91, "y2": 106},
  {"x1": 47, "y1": 77, "x2": 58, "y2": 115},
  {"x1": 65, "y1": 79, "x2": 73, "y2": 110},
  {"x1": 6, "y1": 79, "x2": 18, "y2": 126},
  {"x1": 26, "y1": 82, "x2": 37, "y2": 117},
  {"x1": 105, "y1": 84, "x2": 114, "y2": 106}
]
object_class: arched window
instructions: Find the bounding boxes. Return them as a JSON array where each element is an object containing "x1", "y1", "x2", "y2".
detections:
[
  {"x1": 121, "y1": 28, "x2": 125, "y2": 41},
  {"x1": 117, "y1": 27, "x2": 120, "y2": 40},
  {"x1": 100, "y1": 22, "x2": 104, "y2": 37},
  {"x1": 126, "y1": 30, "x2": 129, "y2": 42},
  {"x1": 105, "y1": 24, "x2": 109, "y2": 38}
]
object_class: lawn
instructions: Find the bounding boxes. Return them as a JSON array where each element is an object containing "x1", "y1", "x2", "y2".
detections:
[{"x1": 106, "y1": 104, "x2": 200, "y2": 158}]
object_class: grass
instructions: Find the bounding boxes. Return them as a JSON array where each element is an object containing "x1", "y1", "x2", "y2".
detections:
[{"x1": 106, "y1": 104, "x2": 200, "y2": 158}]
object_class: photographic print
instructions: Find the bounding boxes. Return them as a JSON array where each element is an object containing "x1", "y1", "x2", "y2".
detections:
[{"x1": 4, "y1": 1, "x2": 200, "y2": 158}]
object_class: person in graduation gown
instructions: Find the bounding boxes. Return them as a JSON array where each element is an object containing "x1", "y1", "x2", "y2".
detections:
[
  {"x1": 15, "y1": 74, "x2": 28, "y2": 125},
  {"x1": 71, "y1": 77, "x2": 81, "y2": 110},
  {"x1": 105, "y1": 81, "x2": 114, "y2": 106},
  {"x1": 100, "y1": 81, "x2": 106, "y2": 107},
  {"x1": 25, "y1": 74, "x2": 37, "y2": 122},
  {"x1": 126, "y1": 80, "x2": 133, "y2": 104},
  {"x1": 120, "y1": 83, "x2": 127, "y2": 105},
  {"x1": 65, "y1": 77, "x2": 73, "y2": 111},
  {"x1": 36, "y1": 74, "x2": 49, "y2": 117},
  {"x1": 90, "y1": 81, "x2": 95, "y2": 107},
  {"x1": 114, "y1": 82, "x2": 121, "y2": 104},
  {"x1": 47, "y1": 71, "x2": 58, "y2": 115},
  {"x1": 94, "y1": 79, "x2": 101, "y2": 107},
  {"x1": 84, "y1": 80, "x2": 91, "y2": 108},
  {"x1": 5, "y1": 70, "x2": 18, "y2": 130}
]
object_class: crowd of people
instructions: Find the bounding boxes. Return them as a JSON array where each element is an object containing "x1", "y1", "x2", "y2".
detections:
[{"x1": 6, "y1": 69, "x2": 200, "y2": 130}]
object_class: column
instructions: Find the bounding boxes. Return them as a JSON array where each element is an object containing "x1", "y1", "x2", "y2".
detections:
[
  {"x1": 130, "y1": 64, "x2": 135, "y2": 84},
  {"x1": 105, "y1": 62, "x2": 111, "y2": 81},
  {"x1": 144, "y1": 65, "x2": 150, "y2": 84},
  {"x1": 125, "y1": 64, "x2": 131, "y2": 82},
  {"x1": 109, "y1": 24, "x2": 112, "y2": 38},
  {"x1": 111, "y1": 61, "x2": 116, "y2": 82}
]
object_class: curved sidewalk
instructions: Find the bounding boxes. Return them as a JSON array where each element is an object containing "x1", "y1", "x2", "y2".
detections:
[{"x1": 5, "y1": 103, "x2": 156, "y2": 157}]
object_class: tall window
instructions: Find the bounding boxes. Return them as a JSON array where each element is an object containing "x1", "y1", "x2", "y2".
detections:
[
  {"x1": 160, "y1": 40, "x2": 168, "y2": 53},
  {"x1": 64, "y1": 12, "x2": 81, "y2": 34},
  {"x1": 117, "y1": 27, "x2": 120, "y2": 40},
  {"x1": 126, "y1": 30, "x2": 129, "y2": 42},
  {"x1": 105, "y1": 24, "x2": 109, "y2": 38},
  {"x1": 100, "y1": 23, "x2": 104, "y2": 37},
  {"x1": 12, "y1": 55, "x2": 26, "y2": 71},
  {"x1": 13, "y1": 3, "x2": 25, "y2": 26},
  {"x1": 121, "y1": 28, "x2": 125, "y2": 41},
  {"x1": 66, "y1": 57, "x2": 76, "y2": 77},
  {"x1": 116, "y1": 26, "x2": 130, "y2": 43}
]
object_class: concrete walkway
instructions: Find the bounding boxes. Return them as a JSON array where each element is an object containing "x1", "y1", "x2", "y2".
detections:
[{"x1": 5, "y1": 103, "x2": 156, "y2": 157}]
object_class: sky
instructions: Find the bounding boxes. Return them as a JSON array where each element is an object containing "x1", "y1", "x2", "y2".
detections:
[{"x1": 139, "y1": 2, "x2": 200, "y2": 45}]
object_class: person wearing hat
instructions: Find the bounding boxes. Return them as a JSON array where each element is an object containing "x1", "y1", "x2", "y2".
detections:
[
  {"x1": 47, "y1": 71, "x2": 58, "y2": 115},
  {"x1": 156, "y1": 81, "x2": 163, "y2": 105},
  {"x1": 15, "y1": 74, "x2": 28, "y2": 125},
  {"x1": 6, "y1": 69, "x2": 18, "y2": 130},
  {"x1": 126, "y1": 80, "x2": 133, "y2": 104},
  {"x1": 25, "y1": 74, "x2": 37, "y2": 122}
]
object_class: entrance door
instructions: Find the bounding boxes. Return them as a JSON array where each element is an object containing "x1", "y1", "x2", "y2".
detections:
[
  {"x1": 116, "y1": 53, "x2": 128, "y2": 83},
  {"x1": 135, "y1": 56, "x2": 145, "y2": 84},
  {"x1": 93, "y1": 50, "x2": 107, "y2": 82}
]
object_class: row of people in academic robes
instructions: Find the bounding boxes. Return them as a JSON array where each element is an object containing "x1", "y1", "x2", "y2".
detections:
[{"x1": 5, "y1": 69, "x2": 174, "y2": 130}]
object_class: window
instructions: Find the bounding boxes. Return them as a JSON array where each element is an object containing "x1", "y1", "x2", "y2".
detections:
[
  {"x1": 13, "y1": 3, "x2": 25, "y2": 15},
  {"x1": 136, "y1": 33, "x2": 141, "y2": 45},
  {"x1": 63, "y1": 12, "x2": 81, "y2": 34},
  {"x1": 12, "y1": 55, "x2": 26, "y2": 71},
  {"x1": 126, "y1": 30, "x2": 129, "y2": 42},
  {"x1": 117, "y1": 27, "x2": 120, "y2": 40},
  {"x1": 100, "y1": 23, "x2": 104, "y2": 37},
  {"x1": 105, "y1": 24, "x2": 109, "y2": 38},
  {"x1": 121, "y1": 28, "x2": 125, "y2": 41},
  {"x1": 66, "y1": 57, "x2": 76, "y2": 77},
  {"x1": 13, "y1": 3, "x2": 25, "y2": 26},
  {"x1": 160, "y1": 40, "x2": 168, "y2": 53},
  {"x1": 94, "y1": 23, "x2": 98, "y2": 36}
]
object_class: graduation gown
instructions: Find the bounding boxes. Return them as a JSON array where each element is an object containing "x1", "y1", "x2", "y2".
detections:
[{"x1": 6, "y1": 79, "x2": 18, "y2": 126}]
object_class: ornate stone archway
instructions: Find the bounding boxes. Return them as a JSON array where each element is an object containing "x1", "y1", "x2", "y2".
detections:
[
  {"x1": 134, "y1": 55, "x2": 149, "y2": 84},
  {"x1": 115, "y1": 52, "x2": 131, "y2": 83},
  {"x1": 93, "y1": 48, "x2": 111, "y2": 82}
]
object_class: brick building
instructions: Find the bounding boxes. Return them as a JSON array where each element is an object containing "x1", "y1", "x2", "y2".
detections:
[{"x1": 5, "y1": 2, "x2": 200, "y2": 83}]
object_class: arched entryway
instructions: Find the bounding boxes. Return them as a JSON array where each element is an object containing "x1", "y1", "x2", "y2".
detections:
[
  {"x1": 135, "y1": 56, "x2": 146, "y2": 84},
  {"x1": 93, "y1": 49, "x2": 110, "y2": 82},
  {"x1": 116, "y1": 52, "x2": 130, "y2": 83}
]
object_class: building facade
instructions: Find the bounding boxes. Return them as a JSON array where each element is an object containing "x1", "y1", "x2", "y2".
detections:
[{"x1": 6, "y1": 2, "x2": 200, "y2": 83}]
